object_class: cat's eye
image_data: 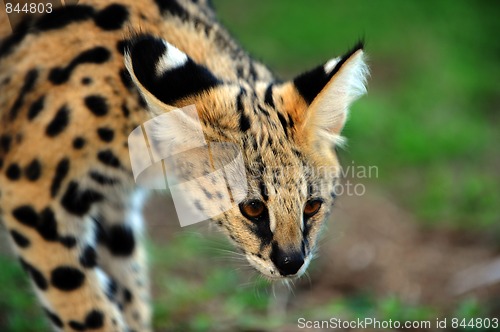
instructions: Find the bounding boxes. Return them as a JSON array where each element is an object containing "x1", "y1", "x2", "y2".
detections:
[
  {"x1": 240, "y1": 200, "x2": 265, "y2": 219},
  {"x1": 304, "y1": 199, "x2": 322, "y2": 218}
]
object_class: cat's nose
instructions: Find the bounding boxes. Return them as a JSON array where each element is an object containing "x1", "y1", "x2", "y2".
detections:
[{"x1": 271, "y1": 248, "x2": 304, "y2": 276}]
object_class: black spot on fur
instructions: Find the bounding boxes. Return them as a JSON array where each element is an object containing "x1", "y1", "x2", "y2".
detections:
[
  {"x1": 49, "y1": 47, "x2": 110, "y2": 84},
  {"x1": 44, "y1": 308, "x2": 64, "y2": 328},
  {"x1": 97, "y1": 150, "x2": 121, "y2": 168},
  {"x1": 69, "y1": 321, "x2": 86, "y2": 331},
  {"x1": 248, "y1": 63, "x2": 258, "y2": 81},
  {"x1": 127, "y1": 34, "x2": 221, "y2": 104},
  {"x1": 97, "y1": 127, "x2": 114, "y2": 142},
  {"x1": 35, "y1": 5, "x2": 95, "y2": 31},
  {"x1": 107, "y1": 225, "x2": 135, "y2": 256},
  {"x1": 123, "y1": 288, "x2": 133, "y2": 303},
  {"x1": 94, "y1": 4, "x2": 129, "y2": 30},
  {"x1": 59, "y1": 236, "x2": 77, "y2": 248},
  {"x1": 12, "y1": 205, "x2": 38, "y2": 228},
  {"x1": 121, "y1": 103, "x2": 130, "y2": 117},
  {"x1": 61, "y1": 181, "x2": 104, "y2": 216},
  {"x1": 154, "y1": 0, "x2": 190, "y2": 18},
  {"x1": 0, "y1": 19, "x2": 30, "y2": 58},
  {"x1": 239, "y1": 113, "x2": 250, "y2": 132},
  {"x1": 264, "y1": 83, "x2": 275, "y2": 108},
  {"x1": 1, "y1": 135, "x2": 11, "y2": 152},
  {"x1": 137, "y1": 94, "x2": 147, "y2": 108},
  {"x1": 25, "y1": 159, "x2": 41, "y2": 181},
  {"x1": 51, "y1": 266, "x2": 85, "y2": 291},
  {"x1": 288, "y1": 114, "x2": 295, "y2": 128},
  {"x1": 256, "y1": 105, "x2": 270, "y2": 118},
  {"x1": 28, "y1": 95, "x2": 45, "y2": 120},
  {"x1": 277, "y1": 112, "x2": 289, "y2": 137},
  {"x1": 51, "y1": 158, "x2": 70, "y2": 197},
  {"x1": 79, "y1": 245, "x2": 97, "y2": 268},
  {"x1": 73, "y1": 137, "x2": 86, "y2": 149},
  {"x1": 12, "y1": 205, "x2": 60, "y2": 242},
  {"x1": 6, "y1": 163, "x2": 21, "y2": 180},
  {"x1": 20, "y1": 259, "x2": 48, "y2": 290},
  {"x1": 45, "y1": 105, "x2": 69, "y2": 137},
  {"x1": 81, "y1": 77, "x2": 92, "y2": 85},
  {"x1": 10, "y1": 69, "x2": 38, "y2": 120},
  {"x1": 89, "y1": 171, "x2": 118, "y2": 185},
  {"x1": 235, "y1": 90, "x2": 250, "y2": 131},
  {"x1": 38, "y1": 207, "x2": 59, "y2": 241},
  {"x1": 119, "y1": 68, "x2": 134, "y2": 89},
  {"x1": 292, "y1": 148, "x2": 302, "y2": 158},
  {"x1": 84, "y1": 95, "x2": 108, "y2": 116},
  {"x1": 259, "y1": 181, "x2": 269, "y2": 201},
  {"x1": 85, "y1": 310, "x2": 104, "y2": 328},
  {"x1": 10, "y1": 230, "x2": 31, "y2": 248}
]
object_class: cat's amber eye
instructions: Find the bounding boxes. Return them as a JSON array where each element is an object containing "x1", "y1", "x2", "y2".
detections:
[
  {"x1": 304, "y1": 199, "x2": 322, "y2": 218},
  {"x1": 240, "y1": 200, "x2": 265, "y2": 219}
]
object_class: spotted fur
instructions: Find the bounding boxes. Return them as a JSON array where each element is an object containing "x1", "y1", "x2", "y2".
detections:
[{"x1": 0, "y1": 0, "x2": 368, "y2": 331}]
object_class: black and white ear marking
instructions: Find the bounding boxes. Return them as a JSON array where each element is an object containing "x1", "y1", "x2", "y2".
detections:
[
  {"x1": 293, "y1": 41, "x2": 367, "y2": 105},
  {"x1": 124, "y1": 34, "x2": 221, "y2": 108},
  {"x1": 293, "y1": 42, "x2": 369, "y2": 138},
  {"x1": 155, "y1": 43, "x2": 188, "y2": 76}
]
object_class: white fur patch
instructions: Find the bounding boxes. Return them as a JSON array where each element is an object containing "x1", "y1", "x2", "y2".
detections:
[
  {"x1": 95, "y1": 267, "x2": 111, "y2": 291},
  {"x1": 310, "y1": 50, "x2": 369, "y2": 137},
  {"x1": 127, "y1": 189, "x2": 147, "y2": 235},
  {"x1": 155, "y1": 42, "x2": 188, "y2": 76},
  {"x1": 269, "y1": 213, "x2": 276, "y2": 233},
  {"x1": 324, "y1": 57, "x2": 341, "y2": 74},
  {"x1": 338, "y1": 51, "x2": 369, "y2": 100}
]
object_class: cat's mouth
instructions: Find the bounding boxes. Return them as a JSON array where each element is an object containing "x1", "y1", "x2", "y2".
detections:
[{"x1": 246, "y1": 253, "x2": 311, "y2": 280}]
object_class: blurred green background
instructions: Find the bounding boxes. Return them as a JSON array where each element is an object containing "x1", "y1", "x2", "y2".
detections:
[{"x1": 0, "y1": 1, "x2": 499, "y2": 331}]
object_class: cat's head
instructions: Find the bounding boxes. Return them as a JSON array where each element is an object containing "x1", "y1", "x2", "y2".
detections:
[{"x1": 125, "y1": 34, "x2": 368, "y2": 279}]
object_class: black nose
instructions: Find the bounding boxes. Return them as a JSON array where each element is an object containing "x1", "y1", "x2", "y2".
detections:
[{"x1": 271, "y1": 246, "x2": 304, "y2": 276}]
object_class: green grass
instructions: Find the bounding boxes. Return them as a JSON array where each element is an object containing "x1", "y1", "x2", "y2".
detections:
[
  {"x1": 149, "y1": 233, "x2": 278, "y2": 331},
  {"x1": 0, "y1": 255, "x2": 48, "y2": 332},
  {"x1": 1, "y1": 232, "x2": 494, "y2": 331}
]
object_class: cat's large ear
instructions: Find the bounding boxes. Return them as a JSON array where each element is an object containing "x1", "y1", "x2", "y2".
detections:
[
  {"x1": 285, "y1": 43, "x2": 369, "y2": 144},
  {"x1": 124, "y1": 34, "x2": 222, "y2": 114}
]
